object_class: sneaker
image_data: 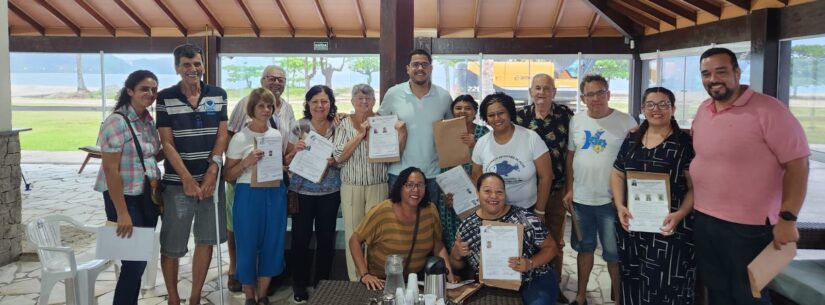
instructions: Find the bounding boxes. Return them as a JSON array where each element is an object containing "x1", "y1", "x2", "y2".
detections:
[
  {"x1": 292, "y1": 292, "x2": 308, "y2": 304},
  {"x1": 244, "y1": 299, "x2": 257, "y2": 305},
  {"x1": 228, "y1": 274, "x2": 242, "y2": 292},
  {"x1": 257, "y1": 296, "x2": 270, "y2": 305}
]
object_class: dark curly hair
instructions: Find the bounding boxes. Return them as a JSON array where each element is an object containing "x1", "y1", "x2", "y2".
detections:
[
  {"x1": 479, "y1": 92, "x2": 517, "y2": 125},
  {"x1": 388, "y1": 167, "x2": 431, "y2": 209},
  {"x1": 303, "y1": 85, "x2": 337, "y2": 121}
]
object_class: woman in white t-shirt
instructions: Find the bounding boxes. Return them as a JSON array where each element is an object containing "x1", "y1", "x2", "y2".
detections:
[
  {"x1": 471, "y1": 92, "x2": 553, "y2": 213},
  {"x1": 224, "y1": 88, "x2": 293, "y2": 305}
]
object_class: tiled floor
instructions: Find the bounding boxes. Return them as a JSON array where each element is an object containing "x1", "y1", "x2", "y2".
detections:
[{"x1": 3, "y1": 151, "x2": 824, "y2": 304}]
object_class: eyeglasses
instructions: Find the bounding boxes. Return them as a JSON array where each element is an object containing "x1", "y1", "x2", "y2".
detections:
[
  {"x1": 581, "y1": 89, "x2": 609, "y2": 98},
  {"x1": 403, "y1": 182, "x2": 426, "y2": 190},
  {"x1": 409, "y1": 62, "x2": 431, "y2": 69},
  {"x1": 643, "y1": 101, "x2": 673, "y2": 110},
  {"x1": 262, "y1": 76, "x2": 286, "y2": 83}
]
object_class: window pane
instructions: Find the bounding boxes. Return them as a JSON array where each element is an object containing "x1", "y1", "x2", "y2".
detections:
[{"x1": 787, "y1": 36, "x2": 825, "y2": 149}]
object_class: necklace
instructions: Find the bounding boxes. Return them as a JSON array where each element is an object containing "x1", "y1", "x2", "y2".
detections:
[{"x1": 643, "y1": 127, "x2": 672, "y2": 149}]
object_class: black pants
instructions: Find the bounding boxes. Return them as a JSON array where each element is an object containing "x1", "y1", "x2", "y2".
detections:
[
  {"x1": 694, "y1": 212, "x2": 773, "y2": 305},
  {"x1": 290, "y1": 192, "x2": 341, "y2": 293},
  {"x1": 103, "y1": 191, "x2": 159, "y2": 305}
]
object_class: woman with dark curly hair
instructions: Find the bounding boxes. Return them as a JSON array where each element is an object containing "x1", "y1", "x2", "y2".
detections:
[
  {"x1": 349, "y1": 167, "x2": 458, "y2": 290},
  {"x1": 288, "y1": 85, "x2": 341, "y2": 302}
]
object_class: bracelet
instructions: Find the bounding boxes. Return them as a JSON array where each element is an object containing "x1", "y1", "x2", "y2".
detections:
[{"x1": 533, "y1": 208, "x2": 546, "y2": 215}]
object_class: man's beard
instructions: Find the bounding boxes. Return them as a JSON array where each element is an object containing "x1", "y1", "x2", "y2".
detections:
[{"x1": 706, "y1": 83, "x2": 734, "y2": 101}]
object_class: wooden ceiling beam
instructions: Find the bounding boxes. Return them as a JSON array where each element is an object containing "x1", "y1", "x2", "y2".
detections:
[
  {"x1": 154, "y1": 0, "x2": 187, "y2": 36},
  {"x1": 473, "y1": 0, "x2": 481, "y2": 38},
  {"x1": 512, "y1": 0, "x2": 525, "y2": 38},
  {"x1": 355, "y1": 0, "x2": 367, "y2": 37},
  {"x1": 776, "y1": 0, "x2": 790, "y2": 5},
  {"x1": 273, "y1": 0, "x2": 295, "y2": 37},
  {"x1": 114, "y1": 0, "x2": 151, "y2": 36},
  {"x1": 35, "y1": 0, "x2": 80, "y2": 36},
  {"x1": 725, "y1": 0, "x2": 751, "y2": 11},
  {"x1": 583, "y1": 0, "x2": 639, "y2": 37},
  {"x1": 75, "y1": 0, "x2": 115, "y2": 36},
  {"x1": 588, "y1": 12, "x2": 600, "y2": 37},
  {"x1": 235, "y1": 0, "x2": 260, "y2": 37},
  {"x1": 621, "y1": 0, "x2": 677, "y2": 26},
  {"x1": 195, "y1": 0, "x2": 224, "y2": 36},
  {"x1": 313, "y1": 0, "x2": 333, "y2": 38},
  {"x1": 649, "y1": 0, "x2": 697, "y2": 22},
  {"x1": 683, "y1": 0, "x2": 722, "y2": 18},
  {"x1": 551, "y1": 0, "x2": 567, "y2": 37},
  {"x1": 8, "y1": 1, "x2": 46, "y2": 35},
  {"x1": 607, "y1": 1, "x2": 659, "y2": 30}
]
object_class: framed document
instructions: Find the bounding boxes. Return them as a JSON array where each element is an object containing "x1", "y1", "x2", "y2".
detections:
[
  {"x1": 479, "y1": 221, "x2": 523, "y2": 291},
  {"x1": 625, "y1": 171, "x2": 671, "y2": 233},
  {"x1": 367, "y1": 115, "x2": 401, "y2": 163}
]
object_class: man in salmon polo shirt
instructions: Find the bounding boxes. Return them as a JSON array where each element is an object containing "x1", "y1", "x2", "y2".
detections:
[{"x1": 690, "y1": 47, "x2": 810, "y2": 305}]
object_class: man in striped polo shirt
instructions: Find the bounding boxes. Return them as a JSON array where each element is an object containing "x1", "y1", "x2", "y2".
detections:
[{"x1": 156, "y1": 43, "x2": 229, "y2": 305}]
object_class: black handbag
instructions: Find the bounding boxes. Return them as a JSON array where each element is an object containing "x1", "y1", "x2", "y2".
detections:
[{"x1": 115, "y1": 112, "x2": 163, "y2": 216}]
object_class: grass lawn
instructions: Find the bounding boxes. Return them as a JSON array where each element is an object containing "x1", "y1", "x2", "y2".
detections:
[{"x1": 13, "y1": 111, "x2": 101, "y2": 151}]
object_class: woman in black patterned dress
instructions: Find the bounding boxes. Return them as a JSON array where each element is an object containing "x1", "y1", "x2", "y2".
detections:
[{"x1": 610, "y1": 87, "x2": 696, "y2": 305}]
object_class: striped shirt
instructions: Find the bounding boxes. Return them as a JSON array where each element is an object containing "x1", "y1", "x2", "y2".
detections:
[
  {"x1": 94, "y1": 105, "x2": 161, "y2": 195},
  {"x1": 156, "y1": 81, "x2": 228, "y2": 184},
  {"x1": 332, "y1": 116, "x2": 388, "y2": 186},
  {"x1": 354, "y1": 200, "x2": 443, "y2": 277},
  {"x1": 457, "y1": 206, "x2": 551, "y2": 283}
]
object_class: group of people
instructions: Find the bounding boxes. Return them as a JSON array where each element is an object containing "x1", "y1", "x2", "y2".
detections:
[{"x1": 94, "y1": 44, "x2": 809, "y2": 305}]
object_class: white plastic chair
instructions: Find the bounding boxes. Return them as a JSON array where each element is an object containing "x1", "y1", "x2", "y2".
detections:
[{"x1": 26, "y1": 215, "x2": 113, "y2": 305}]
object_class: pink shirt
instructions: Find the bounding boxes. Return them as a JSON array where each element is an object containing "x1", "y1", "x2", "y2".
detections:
[{"x1": 690, "y1": 86, "x2": 809, "y2": 225}]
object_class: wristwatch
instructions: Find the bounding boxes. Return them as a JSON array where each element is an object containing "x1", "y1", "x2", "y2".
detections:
[{"x1": 779, "y1": 211, "x2": 797, "y2": 221}]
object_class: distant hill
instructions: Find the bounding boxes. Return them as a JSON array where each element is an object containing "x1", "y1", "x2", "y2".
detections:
[{"x1": 10, "y1": 53, "x2": 174, "y2": 74}]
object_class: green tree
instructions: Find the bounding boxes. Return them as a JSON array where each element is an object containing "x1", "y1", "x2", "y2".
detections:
[
  {"x1": 791, "y1": 44, "x2": 825, "y2": 97},
  {"x1": 319, "y1": 57, "x2": 345, "y2": 88},
  {"x1": 349, "y1": 57, "x2": 379, "y2": 85},
  {"x1": 224, "y1": 64, "x2": 264, "y2": 88},
  {"x1": 591, "y1": 59, "x2": 629, "y2": 80}
]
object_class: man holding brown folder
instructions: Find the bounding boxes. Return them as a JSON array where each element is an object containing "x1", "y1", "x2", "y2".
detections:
[
  {"x1": 515, "y1": 73, "x2": 574, "y2": 304},
  {"x1": 378, "y1": 49, "x2": 452, "y2": 205},
  {"x1": 690, "y1": 47, "x2": 810, "y2": 305}
]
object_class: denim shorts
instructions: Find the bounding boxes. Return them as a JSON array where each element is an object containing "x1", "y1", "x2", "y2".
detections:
[
  {"x1": 160, "y1": 183, "x2": 228, "y2": 258},
  {"x1": 570, "y1": 202, "x2": 619, "y2": 262}
]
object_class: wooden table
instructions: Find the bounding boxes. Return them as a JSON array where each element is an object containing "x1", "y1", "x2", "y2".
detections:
[{"x1": 308, "y1": 280, "x2": 522, "y2": 305}]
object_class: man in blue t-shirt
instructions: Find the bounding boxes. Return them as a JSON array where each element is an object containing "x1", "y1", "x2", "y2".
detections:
[{"x1": 156, "y1": 44, "x2": 229, "y2": 305}]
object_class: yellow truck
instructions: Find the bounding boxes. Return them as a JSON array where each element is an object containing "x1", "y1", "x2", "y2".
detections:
[{"x1": 453, "y1": 60, "x2": 583, "y2": 105}]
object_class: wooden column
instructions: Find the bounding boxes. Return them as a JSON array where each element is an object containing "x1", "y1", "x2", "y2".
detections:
[
  {"x1": 379, "y1": 0, "x2": 413, "y2": 101},
  {"x1": 749, "y1": 9, "x2": 780, "y2": 98},
  {"x1": 777, "y1": 40, "x2": 792, "y2": 106},
  {"x1": 205, "y1": 36, "x2": 220, "y2": 86}
]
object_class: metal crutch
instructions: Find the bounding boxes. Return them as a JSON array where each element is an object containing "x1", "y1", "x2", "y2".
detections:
[{"x1": 211, "y1": 155, "x2": 226, "y2": 305}]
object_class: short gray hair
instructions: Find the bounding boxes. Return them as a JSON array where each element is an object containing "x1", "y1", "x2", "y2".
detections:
[
  {"x1": 351, "y1": 83, "x2": 375, "y2": 100},
  {"x1": 262, "y1": 65, "x2": 286, "y2": 77}
]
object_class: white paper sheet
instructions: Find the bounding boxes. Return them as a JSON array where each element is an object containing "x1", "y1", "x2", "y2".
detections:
[
  {"x1": 436, "y1": 166, "x2": 479, "y2": 217},
  {"x1": 255, "y1": 136, "x2": 283, "y2": 182},
  {"x1": 480, "y1": 225, "x2": 521, "y2": 281},
  {"x1": 368, "y1": 115, "x2": 400, "y2": 159},
  {"x1": 95, "y1": 226, "x2": 155, "y2": 261},
  {"x1": 627, "y1": 178, "x2": 670, "y2": 233},
  {"x1": 289, "y1": 131, "x2": 334, "y2": 183}
]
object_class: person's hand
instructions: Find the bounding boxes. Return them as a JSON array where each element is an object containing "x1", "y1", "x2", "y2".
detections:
[
  {"x1": 395, "y1": 120, "x2": 406, "y2": 135},
  {"x1": 295, "y1": 139, "x2": 307, "y2": 151},
  {"x1": 358, "y1": 120, "x2": 371, "y2": 140},
  {"x1": 562, "y1": 190, "x2": 573, "y2": 212},
  {"x1": 199, "y1": 164, "x2": 218, "y2": 200},
  {"x1": 508, "y1": 257, "x2": 532, "y2": 273},
  {"x1": 442, "y1": 193, "x2": 455, "y2": 209},
  {"x1": 182, "y1": 176, "x2": 202, "y2": 198},
  {"x1": 242, "y1": 149, "x2": 264, "y2": 168},
  {"x1": 616, "y1": 205, "x2": 633, "y2": 232},
  {"x1": 327, "y1": 157, "x2": 336, "y2": 166},
  {"x1": 773, "y1": 220, "x2": 799, "y2": 249},
  {"x1": 459, "y1": 132, "x2": 475, "y2": 148},
  {"x1": 453, "y1": 237, "x2": 471, "y2": 259},
  {"x1": 360, "y1": 274, "x2": 385, "y2": 290},
  {"x1": 115, "y1": 211, "x2": 133, "y2": 238},
  {"x1": 659, "y1": 210, "x2": 685, "y2": 237},
  {"x1": 447, "y1": 272, "x2": 459, "y2": 284}
]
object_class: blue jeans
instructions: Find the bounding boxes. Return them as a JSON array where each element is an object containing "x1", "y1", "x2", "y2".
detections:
[
  {"x1": 388, "y1": 174, "x2": 440, "y2": 206},
  {"x1": 521, "y1": 268, "x2": 559, "y2": 305},
  {"x1": 103, "y1": 191, "x2": 159, "y2": 305},
  {"x1": 570, "y1": 202, "x2": 619, "y2": 262}
]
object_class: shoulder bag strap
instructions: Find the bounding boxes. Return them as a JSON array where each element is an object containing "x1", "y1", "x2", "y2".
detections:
[
  {"x1": 114, "y1": 112, "x2": 147, "y2": 173},
  {"x1": 405, "y1": 207, "x2": 421, "y2": 272}
]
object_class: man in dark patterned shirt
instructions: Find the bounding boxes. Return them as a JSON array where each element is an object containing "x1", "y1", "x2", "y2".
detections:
[{"x1": 515, "y1": 73, "x2": 574, "y2": 304}]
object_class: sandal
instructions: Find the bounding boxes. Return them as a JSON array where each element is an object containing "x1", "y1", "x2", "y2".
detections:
[
  {"x1": 244, "y1": 299, "x2": 257, "y2": 305},
  {"x1": 257, "y1": 296, "x2": 270, "y2": 305},
  {"x1": 228, "y1": 274, "x2": 242, "y2": 292}
]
